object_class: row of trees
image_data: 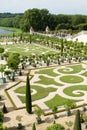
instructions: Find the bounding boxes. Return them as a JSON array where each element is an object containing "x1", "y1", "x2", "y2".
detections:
[
  {"x1": 0, "y1": 8, "x2": 87, "y2": 32},
  {"x1": 21, "y1": 8, "x2": 87, "y2": 32},
  {"x1": 0, "y1": 15, "x2": 22, "y2": 28}
]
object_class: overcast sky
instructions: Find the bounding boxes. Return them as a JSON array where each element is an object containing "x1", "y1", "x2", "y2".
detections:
[{"x1": 0, "y1": 0, "x2": 87, "y2": 15}]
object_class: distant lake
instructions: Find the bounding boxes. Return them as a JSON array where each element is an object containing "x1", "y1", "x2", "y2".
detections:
[{"x1": 0, "y1": 28, "x2": 13, "y2": 35}]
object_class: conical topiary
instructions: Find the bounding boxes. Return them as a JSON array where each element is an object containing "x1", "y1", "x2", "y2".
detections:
[
  {"x1": 32, "y1": 122, "x2": 36, "y2": 130},
  {"x1": 26, "y1": 73, "x2": 32, "y2": 114},
  {"x1": 73, "y1": 109, "x2": 81, "y2": 130},
  {"x1": 2, "y1": 104, "x2": 8, "y2": 113}
]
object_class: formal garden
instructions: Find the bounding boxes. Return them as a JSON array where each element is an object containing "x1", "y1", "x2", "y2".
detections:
[
  {"x1": 0, "y1": 36, "x2": 87, "y2": 113},
  {"x1": 1, "y1": 62, "x2": 87, "y2": 130},
  {"x1": 0, "y1": 33, "x2": 87, "y2": 129},
  {"x1": 5, "y1": 63, "x2": 87, "y2": 113}
]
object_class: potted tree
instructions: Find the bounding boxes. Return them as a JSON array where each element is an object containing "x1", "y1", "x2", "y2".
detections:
[
  {"x1": 34, "y1": 107, "x2": 43, "y2": 124},
  {"x1": 64, "y1": 100, "x2": 76, "y2": 116},
  {"x1": 0, "y1": 64, "x2": 6, "y2": 83},
  {"x1": 65, "y1": 121, "x2": 73, "y2": 130},
  {"x1": 0, "y1": 47, "x2": 4, "y2": 60},
  {"x1": 83, "y1": 114, "x2": 87, "y2": 129},
  {"x1": 19, "y1": 69, "x2": 22, "y2": 76},
  {"x1": 16, "y1": 115, "x2": 23, "y2": 129},
  {"x1": 52, "y1": 106, "x2": 58, "y2": 119},
  {"x1": 82, "y1": 104, "x2": 86, "y2": 112},
  {"x1": 3, "y1": 52, "x2": 10, "y2": 61},
  {"x1": 46, "y1": 59, "x2": 50, "y2": 66},
  {"x1": 7, "y1": 53, "x2": 20, "y2": 81},
  {"x1": 4, "y1": 70, "x2": 11, "y2": 80}
]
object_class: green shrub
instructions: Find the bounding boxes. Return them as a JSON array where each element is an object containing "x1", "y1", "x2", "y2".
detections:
[{"x1": 46, "y1": 123, "x2": 65, "y2": 130}]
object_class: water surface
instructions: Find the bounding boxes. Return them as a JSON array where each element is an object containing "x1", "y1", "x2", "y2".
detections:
[{"x1": 0, "y1": 28, "x2": 12, "y2": 35}]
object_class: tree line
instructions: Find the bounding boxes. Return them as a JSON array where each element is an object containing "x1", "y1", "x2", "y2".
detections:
[{"x1": 0, "y1": 8, "x2": 87, "y2": 32}]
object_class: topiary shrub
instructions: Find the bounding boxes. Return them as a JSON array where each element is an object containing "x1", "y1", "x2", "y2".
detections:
[
  {"x1": 32, "y1": 122, "x2": 36, "y2": 130},
  {"x1": 2, "y1": 104, "x2": 8, "y2": 113},
  {"x1": 73, "y1": 109, "x2": 81, "y2": 130},
  {"x1": 46, "y1": 122, "x2": 65, "y2": 130}
]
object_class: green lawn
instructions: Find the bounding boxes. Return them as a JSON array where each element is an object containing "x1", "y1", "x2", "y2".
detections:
[
  {"x1": 14, "y1": 86, "x2": 26, "y2": 94},
  {"x1": 58, "y1": 64, "x2": 85, "y2": 74},
  {"x1": 35, "y1": 68, "x2": 59, "y2": 77},
  {"x1": 45, "y1": 94, "x2": 80, "y2": 109},
  {"x1": 81, "y1": 72, "x2": 87, "y2": 77},
  {"x1": 3, "y1": 44, "x2": 56, "y2": 56},
  {"x1": 60, "y1": 75, "x2": 83, "y2": 83},
  {"x1": 63, "y1": 85, "x2": 87, "y2": 97},
  {"x1": 15, "y1": 85, "x2": 57, "y2": 103},
  {"x1": 35, "y1": 75, "x2": 63, "y2": 86}
]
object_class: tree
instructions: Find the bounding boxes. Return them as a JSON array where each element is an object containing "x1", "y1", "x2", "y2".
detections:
[
  {"x1": 73, "y1": 109, "x2": 81, "y2": 130},
  {"x1": 26, "y1": 73, "x2": 32, "y2": 114},
  {"x1": 64, "y1": 100, "x2": 76, "y2": 116},
  {"x1": 32, "y1": 122, "x2": 36, "y2": 130},
  {"x1": 16, "y1": 115, "x2": 22, "y2": 123},
  {"x1": 7, "y1": 53, "x2": 20, "y2": 70},
  {"x1": 19, "y1": 69, "x2": 22, "y2": 76},
  {"x1": 2, "y1": 104, "x2": 8, "y2": 113},
  {"x1": 3, "y1": 52, "x2": 10, "y2": 61},
  {"x1": 0, "y1": 111, "x2": 4, "y2": 122},
  {"x1": 0, "y1": 122, "x2": 8, "y2": 130},
  {"x1": 21, "y1": 8, "x2": 42, "y2": 31},
  {"x1": 83, "y1": 114, "x2": 87, "y2": 128},
  {"x1": 61, "y1": 39, "x2": 64, "y2": 56},
  {"x1": 72, "y1": 15, "x2": 86, "y2": 26},
  {"x1": 7, "y1": 53, "x2": 20, "y2": 81},
  {"x1": 46, "y1": 123, "x2": 65, "y2": 130},
  {"x1": 52, "y1": 106, "x2": 57, "y2": 119},
  {"x1": 0, "y1": 47, "x2": 4, "y2": 60},
  {"x1": 34, "y1": 107, "x2": 43, "y2": 124},
  {"x1": 0, "y1": 64, "x2": 5, "y2": 78},
  {"x1": 65, "y1": 121, "x2": 73, "y2": 130},
  {"x1": 0, "y1": 122, "x2": 3, "y2": 130},
  {"x1": 4, "y1": 70, "x2": 11, "y2": 80},
  {"x1": 13, "y1": 15, "x2": 22, "y2": 28},
  {"x1": 40, "y1": 9, "x2": 50, "y2": 30},
  {"x1": 0, "y1": 47, "x2": 4, "y2": 53}
]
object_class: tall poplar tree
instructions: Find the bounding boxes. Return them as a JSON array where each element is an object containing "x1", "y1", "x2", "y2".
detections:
[
  {"x1": 61, "y1": 39, "x2": 64, "y2": 56},
  {"x1": 73, "y1": 109, "x2": 81, "y2": 130},
  {"x1": 26, "y1": 73, "x2": 32, "y2": 114},
  {"x1": 32, "y1": 123, "x2": 36, "y2": 130}
]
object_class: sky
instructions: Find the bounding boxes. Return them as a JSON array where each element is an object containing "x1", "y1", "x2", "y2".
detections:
[{"x1": 0, "y1": 0, "x2": 87, "y2": 15}]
